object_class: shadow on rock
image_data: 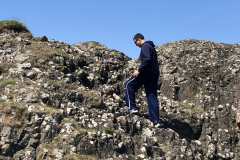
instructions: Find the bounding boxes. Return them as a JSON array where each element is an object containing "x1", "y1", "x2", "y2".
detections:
[
  {"x1": 137, "y1": 112, "x2": 200, "y2": 143},
  {"x1": 167, "y1": 119, "x2": 196, "y2": 143}
]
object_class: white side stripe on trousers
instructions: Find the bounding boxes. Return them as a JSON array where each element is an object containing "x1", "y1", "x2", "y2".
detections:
[{"x1": 125, "y1": 77, "x2": 135, "y2": 109}]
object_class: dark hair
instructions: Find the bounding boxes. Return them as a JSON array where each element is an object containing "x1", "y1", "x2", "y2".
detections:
[{"x1": 133, "y1": 33, "x2": 144, "y2": 40}]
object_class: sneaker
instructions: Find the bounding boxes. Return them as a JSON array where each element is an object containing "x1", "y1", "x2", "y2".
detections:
[
  {"x1": 153, "y1": 121, "x2": 165, "y2": 128},
  {"x1": 130, "y1": 109, "x2": 138, "y2": 114},
  {"x1": 153, "y1": 118, "x2": 174, "y2": 128}
]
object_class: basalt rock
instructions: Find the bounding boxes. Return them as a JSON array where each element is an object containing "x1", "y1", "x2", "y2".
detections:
[{"x1": 0, "y1": 32, "x2": 240, "y2": 159}]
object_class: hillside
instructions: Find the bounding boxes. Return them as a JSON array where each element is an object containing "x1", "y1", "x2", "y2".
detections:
[{"x1": 0, "y1": 29, "x2": 240, "y2": 159}]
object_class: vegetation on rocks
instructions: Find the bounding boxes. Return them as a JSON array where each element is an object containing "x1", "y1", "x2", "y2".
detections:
[
  {"x1": 0, "y1": 20, "x2": 28, "y2": 32},
  {"x1": 0, "y1": 20, "x2": 32, "y2": 36}
]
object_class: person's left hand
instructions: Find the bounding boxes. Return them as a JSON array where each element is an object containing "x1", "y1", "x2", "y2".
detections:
[{"x1": 132, "y1": 70, "x2": 139, "y2": 77}]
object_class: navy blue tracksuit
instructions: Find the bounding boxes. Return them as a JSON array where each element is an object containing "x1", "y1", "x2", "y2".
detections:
[{"x1": 125, "y1": 41, "x2": 160, "y2": 122}]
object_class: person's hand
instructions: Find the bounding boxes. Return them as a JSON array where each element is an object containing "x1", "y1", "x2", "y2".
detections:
[{"x1": 132, "y1": 70, "x2": 139, "y2": 77}]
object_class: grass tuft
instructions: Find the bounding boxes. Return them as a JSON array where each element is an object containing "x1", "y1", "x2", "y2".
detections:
[
  {"x1": 103, "y1": 127, "x2": 114, "y2": 134},
  {"x1": 2, "y1": 79, "x2": 15, "y2": 85},
  {"x1": 0, "y1": 20, "x2": 31, "y2": 34}
]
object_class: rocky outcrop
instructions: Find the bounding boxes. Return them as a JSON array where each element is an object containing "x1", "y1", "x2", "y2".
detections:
[
  {"x1": 0, "y1": 32, "x2": 240, "y2": 160},
  {"x1": 156, "y1": 40, "x2": 240, "y2": 159}
]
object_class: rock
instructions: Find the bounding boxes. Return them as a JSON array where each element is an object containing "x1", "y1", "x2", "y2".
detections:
[
  {"x1": 26, "y1": 72, "x2": 37, "y2": 79},
  {"x1": 34, "y1": 35, "x2": 48, "y2": 42},
  {"x1": 24, "y1": 92, "x2": 38, "y2": 103},
  {"x1": 53, "y1": 149, "x2": 64, "y2": 160},
  {"x1": 15, "y1": 54, "x2": 29, "y2": 63},
  {"x1": 40, "y1": 92, "x2": 50, "y2": 104},
  {"x1": 0, "y1": 32, "x2": 240, "y2": 159},
  {"x1": 16, "y1": 63, "x2": 31, "y2": 69}
]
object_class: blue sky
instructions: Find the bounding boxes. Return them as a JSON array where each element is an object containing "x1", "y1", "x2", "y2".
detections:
[{"x1": 1, "y1": 1, "x2": 240, "y2": 59}]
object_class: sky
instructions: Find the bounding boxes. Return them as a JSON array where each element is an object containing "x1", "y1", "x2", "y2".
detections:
[{"x1": 1, "y1": 0, "x2": 240, "y2": 59}]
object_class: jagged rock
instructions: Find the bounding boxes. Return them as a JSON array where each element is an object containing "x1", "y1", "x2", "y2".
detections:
[{"x1": 0, "y1": 32, "x2": 240, "y2": 159}]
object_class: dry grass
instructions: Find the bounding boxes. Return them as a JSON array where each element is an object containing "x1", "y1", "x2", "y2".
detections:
[
  {"x1": 0, "y1": 100, "x2": 61, "y2": 127},
  {"x1": 30, "y1": 43, "x2": 70, "y2": 60},
  {"x1": 0, "y1": 101, "x2": 29, "y2": 127},
  {"x1": 63, "y1": 154, "x2": 102, "y2": 160}
]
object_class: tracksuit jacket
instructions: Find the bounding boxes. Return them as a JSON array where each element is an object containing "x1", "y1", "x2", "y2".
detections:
[{"x1": 125, "y1": 41, "x2": 160, "y2": 122}]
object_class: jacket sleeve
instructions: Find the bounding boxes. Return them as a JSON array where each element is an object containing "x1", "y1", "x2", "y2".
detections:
[{"x1": 138, "y1": 44, "x2": 152, "y2": 73}]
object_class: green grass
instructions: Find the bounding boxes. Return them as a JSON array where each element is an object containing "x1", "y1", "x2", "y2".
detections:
[
  {"x1": 178, "y1": 102, "x2": 191, "y2": 109},
  {"x1": 178, "y1": 102, "x2": 203, "y2": 113},
  {"x1": 87, "y1": 41, "x2": 104, "y2": 47},
  {"x1": 2, "y1": 79, "x2": 15, "y2": 85},
  {"x1": 87, "y1": 128, "x2": 95, "y2": 132},
  {"x1": 62, "y1": 118, "x2": 75, "y2": 123},
  {"x1": 57, "y1": 49, "x2": 70, "y2": 59},
  {"x1": 103, "y1": 127, "x2": 113, "y2": 134},
  {"x1": 0, "y1": 20, "x2": 31, "y2": 33}
]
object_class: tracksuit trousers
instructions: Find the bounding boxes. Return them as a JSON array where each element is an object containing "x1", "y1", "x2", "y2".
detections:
[{"x1": 125, "y1": 74, "x2": 159, "y2": 122}]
